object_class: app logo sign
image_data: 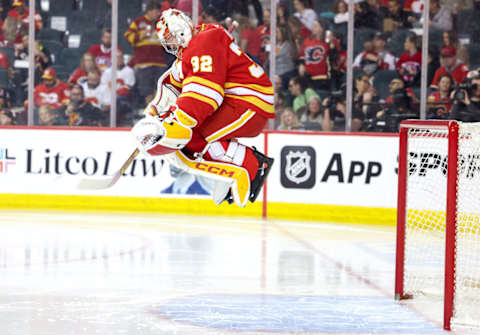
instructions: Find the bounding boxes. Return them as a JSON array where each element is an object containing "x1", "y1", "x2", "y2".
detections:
[
  {"x1": 0, "y1": 148, "x2": 15, "y2": 173},
  {"x1": 281, "y1": 146, "x2": 316, "y2": 188}
]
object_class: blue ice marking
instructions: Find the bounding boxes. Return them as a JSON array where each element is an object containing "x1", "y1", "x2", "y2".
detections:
[{"x1": 156, "y1": 294, "x2": 441, "y2": 333}]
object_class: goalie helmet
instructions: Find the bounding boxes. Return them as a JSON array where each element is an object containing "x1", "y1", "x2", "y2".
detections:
[{"x1": 156, "y1": 9, "x2": 193, "y2": 58}]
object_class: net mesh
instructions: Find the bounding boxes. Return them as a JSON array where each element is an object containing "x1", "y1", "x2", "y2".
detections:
[{"x1": 403, "y1": 122, "x2": 480, "y2": 327}]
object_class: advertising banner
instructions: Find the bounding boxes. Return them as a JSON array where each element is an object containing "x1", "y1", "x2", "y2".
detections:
[{"x1": 267, "y1": 132, "x2": 399, "y2": 208}]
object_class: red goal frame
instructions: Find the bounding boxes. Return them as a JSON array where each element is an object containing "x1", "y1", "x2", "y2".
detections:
[{"x1": 395, "y1": 120, "x2": 459, "y2": 331}]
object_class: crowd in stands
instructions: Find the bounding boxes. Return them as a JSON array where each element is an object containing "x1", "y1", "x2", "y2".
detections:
[{"x1": 0, "y1": 0, "x2": 479, "y2": 132}]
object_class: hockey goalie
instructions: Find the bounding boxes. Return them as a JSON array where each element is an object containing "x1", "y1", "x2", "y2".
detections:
[{"x1": 131, "y1": 9, "x2": 274, "y2": 207}]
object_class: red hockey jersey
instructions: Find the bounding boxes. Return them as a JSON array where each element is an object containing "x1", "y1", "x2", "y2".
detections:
[
  {"x1": 299, "y1": 37, "x2": 331, "y2": 80},
  {"x1": 33, "y1": 81, "x2": 70, "y2": 109},
  {"x1": 396, "y1": 51, "x2": 422, "y2": 84},
  {"x1": 431, "y1": 63, "x2": 469, "y2": 88},
  {"x1": 163, "y1": 24, "x2": 274, "y2": 126}
]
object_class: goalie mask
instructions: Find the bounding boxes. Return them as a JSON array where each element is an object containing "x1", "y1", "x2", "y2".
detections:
[{"x1": 156, "y1": 9, "x2": 193, "y2": 58}]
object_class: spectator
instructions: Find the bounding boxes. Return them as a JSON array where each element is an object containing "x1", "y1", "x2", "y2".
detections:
[
  {"x1": 238, "y1": 16, "x2": 262, "y2": 64},
  {"x1": 7, "y1": 0, "x2": 42, "y2": 31},
  {"x1": 381, "y1": 0, "x2": 415, "y2": 32},
  {"x1": 376, "y1": 79, "x2": 418, "y2": 131},
  {"x1": 274, "y1": 25, "x2": 297, "y2": 90},
  {"x1": 333, "y1": 0, "x2": 348, "y2": 25},
  {"x1": 36, "y1": 105, "x2": 65, "y2": 126},
  {"x1": 293, "y1": 0, "x2": 318, "y2": 32},
  {"x1": 299, "y1": 95, "x2": 326, "y2": 130},
  {"x1": 68, "y1": 52, "x2": 99, "y2": 86},
  {"x1": 0, "y1": 16, "x2": 19, "y2": 47},
  {"x1": 298, "y1": 19, "x2": 334, "y2": 90},
  {"x1": 431, "y1": 46, "x2": 469, "y2": 89},
  {"x1": 80, "y1": 70, "x2": 110, "y2": 111},
  {"x1": 277, "y1": 107, "x2": 303, "y2": 130},
  {"x1": 288, "y1": 76, "x2": 319, "y2": 114},
  {"x1": 31, "y1": 68, "x2": 70, "y2": 110},
  {"x1": 322, "y1": 90, "x2": 364, "y2": 131},
  {"x1": 257, "y1": 9, "x2": 271, "y2": 64},
  {"x1": 355, "y1": 0, "x2": 381, "y2": 30},
  {"x1": 124, "y1": 0, "x2": 168, "y2": 105},
  {"x1": 61, "y1": 84, "x2": 106, "y2": 127},
  {"x1": 101, "y1": 50, "x2": 135, "y2": 98},
  {"x1": 286, "y1": 16, "x2": 304, "y2": 51},
  {"x1": 88, "y1": 28, "x2": 120, "y2": 73},
  {"x1": 15, "y1": 34, "x2": 51, "y2": 74},
  {"x1": 354, "y1": 72, "x2": 381, "y2": 118},
  {"x1": 450, "y1": 75, "x2": 480, "y2": 122},
  {"x1": 427, "y1": 73, "x2": 454, "y2": 119},
  {"x1": 429, "y1": 0, "x2": 453, "y2": 32},
  {"x1": 14, "y1": 34, "x2": 51, "y2": 100},
  {"x1": 442, "y1": 30, "x2": 469, "y2": 67},
  {"x1": 101, "y1": 50, "x2": 135, "y2": 126},
  {"x1": 396, "y1": 33, "x2": 421, "y2": 87},
  {"x1": 276, "y1": 3, "x2": 288, "y2": 26},
  {"x1": 385, "y1": 77, "x2": 418, "y2": 108},
  {"x1": 0, "y1": 108, "x2": 14, "y2": 125},
  {"x1": 353, "y1": 40, "x2": 385, "y2": 76},
  {"x1": 373, "y1": 32, "x2": 396, "y2": 70},
  {"x1": 0, "y1": 88, "x2": 13, "y2": 108}
]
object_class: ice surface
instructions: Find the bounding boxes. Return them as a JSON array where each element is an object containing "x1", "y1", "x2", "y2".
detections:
[{"x1": 0, "y1": 211, "x2": 453, "y2": 335}]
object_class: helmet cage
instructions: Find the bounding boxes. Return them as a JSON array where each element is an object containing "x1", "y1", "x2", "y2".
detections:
[{"x1": 156, "y1": 9, "x2": 193, "y2": 58}]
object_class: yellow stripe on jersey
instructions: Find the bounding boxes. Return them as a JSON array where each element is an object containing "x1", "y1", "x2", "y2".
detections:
[
  {"x1": 169, "y1": 73, "x2": 183, "y2": 89},
  {"x1": 183, "y1": 76, "x2": 224, "y2": 96},
  {"x1": 205, "y1": 109, "x2": 256, "y2": 142},
  {"x1": 180, "y1": 91, "x2": 219, "y2": 110},
  {"x1": 224, "y1": 94, "x2": 274, "y2": 114},
  {"x1": 224, "y1": 82, "x2": 274, "y2": 95}
]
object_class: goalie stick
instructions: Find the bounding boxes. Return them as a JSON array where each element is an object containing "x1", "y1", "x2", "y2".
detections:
[
  {"x1": 76, "y1": 78, "x2": 179, "y2": 190},
  {"x1": 76, "y1": 148, "x2": 140, "y2": 190}
]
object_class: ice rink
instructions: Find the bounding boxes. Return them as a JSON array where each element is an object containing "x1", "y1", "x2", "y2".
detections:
[{"x1": 0, "y1": 210, "x2": 453, "y2": 335}]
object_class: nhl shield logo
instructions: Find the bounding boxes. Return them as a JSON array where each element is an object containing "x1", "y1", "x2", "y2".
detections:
[
  {"x1": 285, "y1": 151, "x2": 311, "y2": 184},
  {"x1": 281, "y1": 146, "x2": 316, "y2": 189}
]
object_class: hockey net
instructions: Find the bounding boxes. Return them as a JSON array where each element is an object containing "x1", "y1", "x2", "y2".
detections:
[{"x1": 395, "y1": 120, "x2": 480, "y2": 330}]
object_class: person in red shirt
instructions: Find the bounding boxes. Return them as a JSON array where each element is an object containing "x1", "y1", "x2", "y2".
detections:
[
  {"x1": 88, "y1": 28, "x2": 121, "y2": 73},
  {"x1": 396, "y1": 33, "x2": 421, "y2": 87},
  {"x1": 430, "y1": 46, "x2": 469, "y2": 89},
  {"x1": 68, "y1": 52, "x2": 99, "y2": 86},
  {"x1": 298, "y1": 19, "x2": 333, "y2": 90},
  {"x1": 131, "y1": 9, "x2": 274, "y2": 208},
  {"x1": 30, "y1": 68, "x2": 70, "y2": 110},
  {"x1": 7, "y1": 0, "x2": 43, "y2": 31},
  {"x1": 238, "y1": 16, "x2": 262, "y2": 65}
]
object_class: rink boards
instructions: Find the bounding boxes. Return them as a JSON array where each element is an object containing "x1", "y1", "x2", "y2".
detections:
[{"x1": 0, "y1": 127, "x2": 399, "y2": 225}]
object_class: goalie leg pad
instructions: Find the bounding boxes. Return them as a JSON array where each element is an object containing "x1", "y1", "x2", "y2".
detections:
[{"x1": 168, "y1": 151, "x2": 251, "y2": 207}]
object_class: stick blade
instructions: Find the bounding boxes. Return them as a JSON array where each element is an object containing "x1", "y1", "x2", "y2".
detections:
[{"x1": 76, "y1": 175, "x2": 118, "y2": 190}]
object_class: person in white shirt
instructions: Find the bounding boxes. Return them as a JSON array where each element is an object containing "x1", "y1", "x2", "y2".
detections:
[
  {"x1": 80, "y1": 70, "x2": 110, "y2": 111},
  {"x1": 373, "y1": 32, "x2": 396, "y2": 70},
  {"x1": 293, "y1": 0, "x2": 318, "y2": 31},
  {"x1": 100, "y1": 50, "x2": 136, "y2": 125},
  {"x1": 101, "y1": 49, "x2": 135, "y2": 99}
]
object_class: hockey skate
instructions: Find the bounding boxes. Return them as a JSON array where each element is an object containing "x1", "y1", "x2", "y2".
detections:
[{"x1": 220, "y1": 147, "x2": 274, "y2": 205}]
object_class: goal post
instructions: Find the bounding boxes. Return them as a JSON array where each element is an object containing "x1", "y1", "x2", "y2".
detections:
[{"x1": 395, "y1": 119, "x2": 480, "y2": 331}]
